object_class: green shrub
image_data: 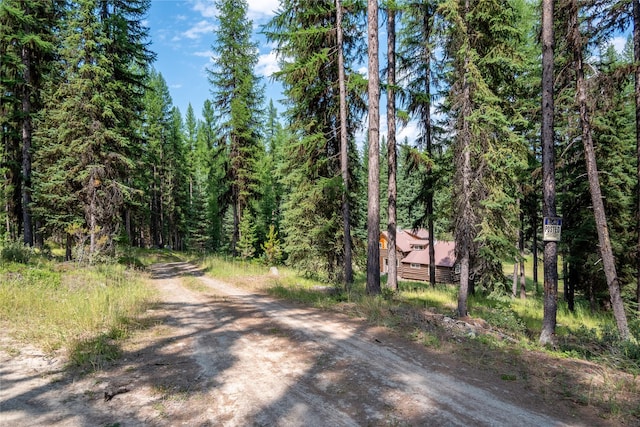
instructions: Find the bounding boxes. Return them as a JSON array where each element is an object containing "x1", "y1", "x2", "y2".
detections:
[{"x1": 1, "y1": 240, "x2": 32, "y2": 264}]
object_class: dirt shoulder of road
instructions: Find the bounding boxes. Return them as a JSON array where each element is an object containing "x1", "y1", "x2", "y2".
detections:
[{"x1": 1, "y1": 262, "x2": 638, "y2": 426}]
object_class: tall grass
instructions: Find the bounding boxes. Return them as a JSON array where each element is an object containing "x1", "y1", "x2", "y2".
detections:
[{"x1": 0, "y1": 257, "x2": 155, "y2": 367}]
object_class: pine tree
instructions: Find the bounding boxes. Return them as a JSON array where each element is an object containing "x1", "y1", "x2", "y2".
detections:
[
  {"x1": 141, "y1": 70, "x2": 173, "y2": 247},
  {"x1": 237, "y1": 212, "x2": 257, "y2": 260},
  {"x1": 33, "y1": 0, "x2": 152, "y2": 258},
  {"x1": 397, "y1": 0, "x2": 441, "y2": 286},
  {"x1": 252, "y1": 101, "x2": 285, "y2": 252},
  {"x1": 0, "y1": 0, "x2": 63, "y2": 245},
  {"x1": 538, "y1": 0, "x2": 559, "y2": 345},
  {"x1": 385, "y1": 0, "x2": 399, "y2": 291},
  {"x1": 562, "y1": 0, "x2": 630, "y2": 338},
  {"x1": 198, "y1": 100, "x2": 225, "y2": 251},
  {"x1": 262, "y1": 224, "x2": 283, "y2": 265},
  {"x1": 208, "y1": 0, "x2": 264, "y2": 255},
  {"x1": 366, "y1": 0, "x2": 381, "y2": 295},
  {"x1": 264, "y1": 0, "x2": 367, "y2": 281},
  {"x1": 337, "y1": 0, "x2": 354, "y2": 287},
  {"x1": 439, "y1": 0, "x2": 528, "y2": 314}
]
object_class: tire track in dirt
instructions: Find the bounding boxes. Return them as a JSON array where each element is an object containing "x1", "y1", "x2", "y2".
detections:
[
  {"x1": 0, "y1": 261, "x2": 603, "y2": 426},
  {"x1": 167, "y1": 262, "x2": 589, "y2": 427}
]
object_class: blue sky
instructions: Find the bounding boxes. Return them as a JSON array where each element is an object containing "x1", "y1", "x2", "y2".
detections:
[
  {"x1": 146, "y1": 0, "x2": 282, "y2": 120},
  {"x1": 146, "y1": 0, "x2": 629, "y2": 142}
]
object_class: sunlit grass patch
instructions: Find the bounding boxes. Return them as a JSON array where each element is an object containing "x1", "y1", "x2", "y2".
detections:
[{"x1": 0, "y1": 257, "x2": 156, "y2": 366}]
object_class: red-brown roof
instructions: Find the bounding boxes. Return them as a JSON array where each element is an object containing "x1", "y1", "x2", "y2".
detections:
[
  {"x1": 381, "y1": 228, "x2": 429, "y2": 253},
  {"x1": 400, "y1": 241, "x2": 456, "y2": 268}
]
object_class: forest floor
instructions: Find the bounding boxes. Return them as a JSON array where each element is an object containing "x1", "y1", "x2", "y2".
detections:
[{"x1": 0, "y1": 261, "x2": 636, "y2": 426}]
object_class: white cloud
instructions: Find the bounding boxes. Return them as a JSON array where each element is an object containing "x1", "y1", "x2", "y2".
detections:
[
  {"x1": 257, "y1": 51, "x2": 279, "y2": 78},
  {"x1": 193, "y1": 50, "x2": 214, "y2": 58},
  {"x1": 398, "y1": 121, "x2": 420, "y2": 145},
  {"x1": 611, "y1": 36, "x2": 627, "y2": 54},
  {"x1": 191, "y1": 0, "x2": 217, "y2": 18},
  {"x1": 170, "y1": 83, "x2": 183, "y2": 90},
  {"x1": 247, "y1": 0, "x2": 280, "y2": 18},
  {"x1": 190, "y1": 0, "x2": 279, "y2": 20},
  {"x1": 183, "y1": 20, "x2": 215, "y2": 40}
]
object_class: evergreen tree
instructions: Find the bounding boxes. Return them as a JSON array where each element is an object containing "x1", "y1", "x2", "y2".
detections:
[
  {"x1": 366, "y1": 0, "x2": 381, "y2": 295},
  {"x1": 33, "y1": 0, "x2": 152, "y2": 258},
  {"x1": 252, "y1": 101, "x2": 285, "y2": 250},
  {"x1": 439, "y1": 0, "x2": 528, "y2": 314},
  {"x1": 264, "y1": 0, "x2": 367, "y2": 281},
  {"x1": 262, "y1": 224, "x2": 283, "y2": 265},
  {"x1": 197, "y1": 100, "x2": 226, "y2": 251},
  {"x1": 385, "y1": 0, "x2": 399, "y2": 291},
  {"x1": 184, "y1": 103, "x2": 209, "y2": 250},
  {"x1": 337, "y1": 0, "x2": 354, "y2": 287},
  {"x1": 0, "y1": 0, "x2": 63, "y2": 245},
  {"x1": 207, "y1": 0, "x2": 264, "y2": 255},
  {"x1": 539, "y1": 0, "x2": 559, "y2": 345},
  {"x1": 141, "y1": 70, "x2": 173, "y2": 248},
  {"x1": 237, "y1": 211, "x2": 257, "y2": 259},
  {"x1": 559, "y1": 0, "x2": 631, "y2": 338},
  {"x1": 398, "y1": 0, "x2": 441, "y2": 286}
]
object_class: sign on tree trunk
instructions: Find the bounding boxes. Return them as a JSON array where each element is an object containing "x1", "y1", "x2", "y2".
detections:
[{"x1": 543, "y1": 217, "x2": 562, "y2": 242}]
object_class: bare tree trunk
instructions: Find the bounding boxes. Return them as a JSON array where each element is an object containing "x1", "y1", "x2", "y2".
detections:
[
  {"x1": 423, "y1": 12, "x2": 436, "y2": 288},
  {"x1": 539, "y1": 0, "x2": 558, "y2": 346},
  {"x1": 232, "y1": 197, "x2": 239, "y2": 256},
  {"x1": 455, "y1": 0, "x2": 474, "y2": 318},
  {"x1": 633, "y1": 0, "x2": 640, "y2": 314},
  {"x1": 89, "y1": 180, "x2": 97, "y2": 255},
  {"x1": 519, "y1": 210, "x2": 527, "y2": 299},
  {"x1": 65, "y1": 233, "x2": 72, "y2": 261},
  {"x1": 366, "y1": 0, "x2": 381, "y2": 295},
  {"x1": 570, "y1": 1, "x2": 629, "y2": 339},
  {"x1": 512, "y1": 261, "x2": 518, "y2": 298},
  {"x1": 386, "y1": 4, "x2": 398, "y2": 292},
  {"x1": 336, "y1": 0, "x2": 353, "y2": 288},
  {"x1": 533, "y1": 220, "x2": 539, "y2": 294},
  {"x1": 20, "y1": 42, "x2": 33, "y2": 246}
]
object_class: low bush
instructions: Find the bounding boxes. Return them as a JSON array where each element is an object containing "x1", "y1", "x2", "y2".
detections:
[{"x1": 1, "y1": 240, "x2": 33, "y2": 264}]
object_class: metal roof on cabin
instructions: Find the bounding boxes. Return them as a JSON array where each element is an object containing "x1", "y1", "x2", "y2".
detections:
[
  {"x1": 381, "y1": 228, "x2": 430, "y2": 253},
  {"x1": 400, "y1": 241, "x2": 456, "y2": 268}
]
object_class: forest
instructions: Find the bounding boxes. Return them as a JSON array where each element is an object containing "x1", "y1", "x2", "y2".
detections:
[{"x1": 1, "y1": 0, "x2": 640, "y2": 344}]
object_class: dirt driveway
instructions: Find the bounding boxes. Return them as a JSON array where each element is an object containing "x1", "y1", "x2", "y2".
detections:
[{"x1": 1, "y1": 262, "x2": 608, "y2": 426}]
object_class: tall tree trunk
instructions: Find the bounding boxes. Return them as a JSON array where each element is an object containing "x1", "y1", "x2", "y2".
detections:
[
  {"x1": 533, "y1": 219, "x2": 539, "y2": 294},
  {"x1": 366, "y1": 0, "x2": 381, "y2": 295},
  {"x1": 456, "y1": 0, "x2": 473, "y2": 318},
  {"x1": 336, "y1": 0, "x2": 353, "y2": 288},
  {"x1": 519, "y1": 210, "x2": 527, "y2": 299},
  {"x1": 89, "y1": 180, "x2": 97, "y2": 255},
  {"x1": 633, "y1": 0, "x2": 640, "y2": 314},
  {"x1": 456, "y1": 139, "x2": 472, "y2": 317},
  {"x1": 539, "y1": 0, "x2": 558, "y2": 346},
  {"x1": 564, "y1": 258, "x2": 574, "y2": 311},
  {"x1": 513, "y1": 261, "x2": 518, "y2": 297},
  {"x1": 570, "y1": 1, "x2": 629, "y2": 339},
  {"x1": 65, "y1": 233, "x2": 72, "y2": 261},
  {"x1": 423, "y1": 11, "x2": 436, "y2": 287},
  {"x1": 20, "y1": 42, "x2": 33, "y2": 246},
  {"x1": 386, "y1": 4, "x2": 398, "y2": 292}
]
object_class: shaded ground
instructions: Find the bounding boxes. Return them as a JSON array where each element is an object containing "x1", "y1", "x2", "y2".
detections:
[{"x1": 0, "y1": 262, "x2": 628, "y2": 426}]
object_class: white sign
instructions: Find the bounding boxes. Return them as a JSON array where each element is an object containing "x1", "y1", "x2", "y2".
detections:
[{"x1": 543, "y1": 217, "x2": 562, "y2": 242}]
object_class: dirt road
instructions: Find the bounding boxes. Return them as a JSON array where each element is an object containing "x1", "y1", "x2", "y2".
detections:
[{"x1": 1, "y1": 262, "x2": 601, "y2": 426}]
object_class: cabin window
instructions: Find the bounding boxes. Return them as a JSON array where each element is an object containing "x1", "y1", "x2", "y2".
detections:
[
  {"x1": 454, "y1": 264, "x2": 461, "y2": 274},
  {"x1": 410, "y1": 263, "x2": 421, "y2": 269}
]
